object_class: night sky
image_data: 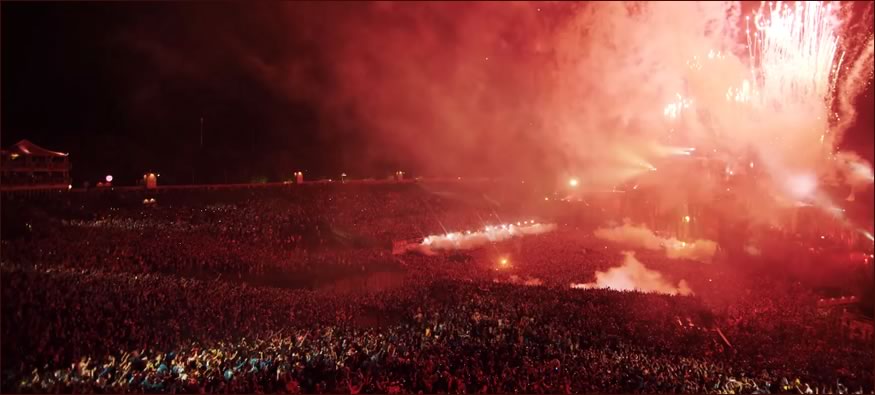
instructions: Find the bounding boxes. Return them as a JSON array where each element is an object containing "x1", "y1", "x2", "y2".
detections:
[
  {"x1": 2, "y1": 2, "x2": 873, "y2": 186},
  {"x1": 3, "y1": 2, "x2": 341, "y2": 185}
]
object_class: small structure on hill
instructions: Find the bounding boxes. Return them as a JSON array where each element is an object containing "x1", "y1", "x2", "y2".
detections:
[
  {"x1": 0, "y1": 140, "x2": 70, "y2": 190},
  {"x1": 144, "y1": 173, "x2": 159, "y2": 189}
]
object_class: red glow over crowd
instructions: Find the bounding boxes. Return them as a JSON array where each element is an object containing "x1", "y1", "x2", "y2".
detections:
[{"x1": 1, "y1": 183, "x2": 872, "y2": 394}]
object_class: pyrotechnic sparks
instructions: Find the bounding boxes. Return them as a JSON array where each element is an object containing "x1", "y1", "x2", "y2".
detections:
[
  {"x1": 435, "y1": 0, "x2": 875, "y2": 244},
  {"x1": 395, "y1": 220, "x2": 556, "y2": 255},
  {"x1": 651, "y1": 1, "x2": 872, "y2": 226},
  {"x1": 663, "y1": 93, "x2": 693, "y2": 120},
  {"x1": 739, "y1": 1, "x2": 870, "y2": 193},
  {"x1": 746, "y1": 2, "x2": 843, "y2": 110},
  {"x1": 651, "y1": 144, "x2": 697, "y2": 157}
]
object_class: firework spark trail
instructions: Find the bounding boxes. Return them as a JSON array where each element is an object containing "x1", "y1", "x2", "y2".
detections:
[
  {"x1": 643, "y1": 1, "x2": 872, "y2": 215},
  {"x1": 746, "y1": 2, "x2": 841, "y2": 142},
  {"x1": 394, "y1": 221, "x2": 556, "y2": 255},
  {"x1": 708, "y1": 2, "x2": 841, "y2": 170},
  {"x1": 421, "y1": 221, "x2": 556, "y2": 250},
  {"x1": 833, "y1": 34, "x2": 875, "y2": 144},
  {"x1": 739, "y1": 2, "x2": 874, "y2": 229}
]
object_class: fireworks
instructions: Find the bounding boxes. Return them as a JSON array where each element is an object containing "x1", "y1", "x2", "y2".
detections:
[
  {"x1": 668, "y1": 1, "x2": 845, "y2": 135},
  {"x1": 663, "y1": 93, "x2": 693, "y2": 120},
  {"x1": 652, "y1": 1, "x2": 871, "y2": 220},
  {"x1": 408, "y1": 220, "x2": 556, "y2": 254},
  {"x1": 746, "y1": 2, "x2": 843, "y2": 110},
  {"x1": 546, "y1": 1, "x2": 871, "y2": 238}
]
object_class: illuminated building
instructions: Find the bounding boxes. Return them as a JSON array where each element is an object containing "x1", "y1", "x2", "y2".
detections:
[{"x1": 0, "y1": 140, "x2": 71, "y2": 190}]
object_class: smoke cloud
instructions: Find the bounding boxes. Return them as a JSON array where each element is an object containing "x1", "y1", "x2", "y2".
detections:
[
  {"x1": 594, "y1": 222, "x2": 718, "y2": 263},
  {"x1": 509, "y1": 275, "x2": 544, "y2": 287},
  {"x1": 571, "y1": 251, "x2": 693, "y2": 296},
  {"x1": 123, "y1": 2, "x2": 872, "y2": 221},
  {"x1": 265, "y1": 1, "x2": 872, "y2": 223},
  {"x1": 744, "y1": 244, "x2": 762, "y2": 256},
  {"x1": 250, "y1": 2, "x2": 567, "y2": 179},
  {"x1": 834, "y1": 151, "x2": 875, "y2": 192}
]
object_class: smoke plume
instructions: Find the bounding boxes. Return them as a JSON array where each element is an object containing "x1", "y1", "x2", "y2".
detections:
[
  {"x1": 594, "y1": 222, "x2": 717, "y2": 263},
  {"x1": 509, "y1": 275, "x2": 544, "y2": 287},
  {"x1": 271, "y1": 1, "x2": 873, "y2": 223},
  {"x1": 571, "y1": 251, "x2": 693, "y2": 296},
  {"x1": 124, "y1": 2, "x2": 873, "y2": 221}
]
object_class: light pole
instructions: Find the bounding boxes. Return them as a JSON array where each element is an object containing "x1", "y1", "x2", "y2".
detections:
[
  {"x1": 194, "y1": 116, "x2": 203, "y2": 184},
  {"x1": 200, "y1": 117, "x2": 204, "y2": 149}
]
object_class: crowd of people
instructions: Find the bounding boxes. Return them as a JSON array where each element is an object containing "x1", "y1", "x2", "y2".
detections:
[{"x1": 1, "y1": 185, "x2": 872, "y2": 393}]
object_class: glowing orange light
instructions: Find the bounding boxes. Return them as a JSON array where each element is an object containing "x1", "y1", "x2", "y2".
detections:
[{"x1": 568, "y1": 178, "x2": 579, "y2": 187}]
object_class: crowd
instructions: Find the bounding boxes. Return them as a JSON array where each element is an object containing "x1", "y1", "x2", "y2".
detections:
[
  {"x1": 1, "y1": 186, "x2": 872, "y2": 393},
  {"x1": 1, "y1": 185, "x2": 512, "y2": 279}
]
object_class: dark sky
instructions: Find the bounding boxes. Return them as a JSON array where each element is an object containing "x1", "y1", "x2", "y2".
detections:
[
  {"x1": 1, "y1": 2, "x2": 562, "y2": 185},
  {"x1": 2, "y1": 2, "x2": 338, "y2": 185},
  {"x1": 2, "y1": 2, "x2": 872, "y2": 186}
]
